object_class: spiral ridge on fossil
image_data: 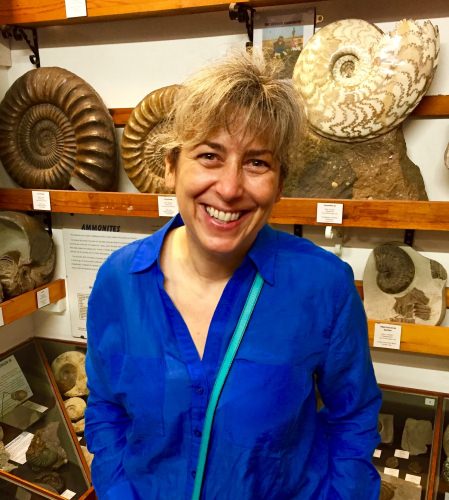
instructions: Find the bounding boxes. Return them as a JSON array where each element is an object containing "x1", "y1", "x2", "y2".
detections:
[
  {"x1": 0, "y1": 67, "x2": 117, "y2": 190},
  {"x1": 293, "y1": 19, "x2": 440, "y2": 142},
  {"x1": 121, "y1": 85, "x2": 180, "y2": 193},
  {"x1": 374, "y1": 244, "x2": 415, "y2": 294}
]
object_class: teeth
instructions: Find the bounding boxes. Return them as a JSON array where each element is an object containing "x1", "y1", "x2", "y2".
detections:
[{"x1": 206, "y1": 206, "x2": 241, "y2": 222}]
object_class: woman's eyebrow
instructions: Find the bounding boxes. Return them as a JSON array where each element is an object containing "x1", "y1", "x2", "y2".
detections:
[{"x1": 245, "y1": 149, "x2": 273, "y2": 156}]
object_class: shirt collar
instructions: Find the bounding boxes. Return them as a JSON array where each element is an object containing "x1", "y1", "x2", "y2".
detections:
[{"x1": 129, "y1": 213, "x2": 277, "y2": 285}]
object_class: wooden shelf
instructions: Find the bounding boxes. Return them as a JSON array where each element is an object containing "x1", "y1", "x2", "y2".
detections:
[
  {"x1": 1, "y1": 189, "x2": 448, "y2": 230},
  {"x1": 368, "y1": 320, "x2": 449, "y2": 357},
  {"x1": 110, "y1": 95, "x2": 449, "y2": 126},
  {"x1": 0, "y1": 279, "x2": 66, "y2": 327},
  {"x1": 0, "y1": 0, "x2": 318, "y2": 26}
]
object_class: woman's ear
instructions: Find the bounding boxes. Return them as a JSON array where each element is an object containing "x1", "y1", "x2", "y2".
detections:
[{"x1": 164, "y1": 154, "x2": 176, "y2": 191}]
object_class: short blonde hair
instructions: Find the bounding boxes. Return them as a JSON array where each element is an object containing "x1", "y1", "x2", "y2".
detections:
[{"x1": 165, "y1": 51, "x2": 302, "y2": 179}]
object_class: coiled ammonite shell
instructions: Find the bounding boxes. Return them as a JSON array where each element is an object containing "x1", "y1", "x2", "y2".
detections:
[
  {"x1": 293, "y1": 19, "x2": 440, "y2": 141},
  {"x1": 0, "y1": 67, "x2": 117, "y2": 190},
  {"x1": 121, "y1": 85, "x2": 180, "y2": 193},
  {"x1": 373, "y1": 244, "x2": 415, "y2": 294},
  {"x1": 26, "y1": 422, "x2": 68, "y2": 471},
  {"x1": 51, "y1": 351, "x2": 88, "y2": 397},
  {"x1": 0, "y1": 211, "x2": 55, "y2": 302}
]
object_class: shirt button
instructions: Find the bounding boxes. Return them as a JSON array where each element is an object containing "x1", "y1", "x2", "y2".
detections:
[
  {"x1": 191, "y1": 470, "x2": 196, "y2": 478},
  {"x1": 195, "y1": 386, "x2": 204, "y2": 395},
  {"x1": 194, "y1": 429, "x2": 202, "y2": 437}
]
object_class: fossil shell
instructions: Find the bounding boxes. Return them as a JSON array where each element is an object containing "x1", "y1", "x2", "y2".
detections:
[
  {"x1": 64, "y1": 397, "x2": 86, "y2": 421},
  {"x1": 379, "y1": 481, "x2": 395, "y2": 500},
  {"x1": 26, "y1": 422, "x2": 68, "y2": 471},
  {"x1": 374, "y1": 244, "x2": 415, "y2": 294},
  {"x1": 73, "y1": 418, "x2": 85, "y2": 434},
  {"x1": 0, "y1": 211, "x2": 55, "y2": 302},
  {"x1": 0, "y1": 67, "x2": 117, "y2": 190},
  {"x1": 81, "y1": 445, "x2": 94, "y2": 468},
  {"x1": 121, "y1": 85, "x2": 180, "y2": 193},
  {"x1": 34, "y1": 471, "x2": 65, "y2": 494},
  {"x1": 445, "y1": 143, "x2": 449, "y2": 170},
  {"x1": 51, "y1": 351, "x2": 88, "y2": 397},
  {"x1": 401, "y1": 418, "x2": 433, "y2": 455},
  {"x1": 293, "y1": 19, "x2": 439, "y2": 141}
]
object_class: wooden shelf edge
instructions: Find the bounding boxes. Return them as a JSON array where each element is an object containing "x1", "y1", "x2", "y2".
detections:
[
  {"x1": 1, "y1": 189, "x2": 449, "y2": 230},
  {"x1": 111, "y1": 95, "x2": 449, "y2": 126},
  {"x1": 368, "y1": 320, "x2": 449, "y2": 357},
  {"x1": 0, "y1": 279, "x2": 66, "y2": 327}
]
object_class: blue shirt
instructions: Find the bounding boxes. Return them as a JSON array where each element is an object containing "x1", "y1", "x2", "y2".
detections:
[{"x1": 85, "y1": 215, "x2": 381, "y2": 500}]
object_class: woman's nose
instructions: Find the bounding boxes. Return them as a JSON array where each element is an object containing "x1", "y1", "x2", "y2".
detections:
[{"x1": 215, "y1": 162, "x2": 244, "y2": 201}]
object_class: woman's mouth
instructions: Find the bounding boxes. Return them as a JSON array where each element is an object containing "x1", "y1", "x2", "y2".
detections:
[{"x1": 205, "y1": 205, "x2": 242, "y2": 222}]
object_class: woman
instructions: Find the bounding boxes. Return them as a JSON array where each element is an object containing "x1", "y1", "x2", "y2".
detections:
[{"x1": 85, "y1": 52, "x2": 381, "y2": 499}]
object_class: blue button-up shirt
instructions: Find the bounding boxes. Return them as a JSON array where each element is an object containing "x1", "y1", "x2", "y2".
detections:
[{"x1": 85, "y1": 215, "x2": 381, "y2": 499}]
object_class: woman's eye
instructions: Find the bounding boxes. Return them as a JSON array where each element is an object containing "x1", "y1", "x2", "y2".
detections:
[
  {"x1": 198, "y1": 152, "x2": 218, "y2": 161},
  {"x1": 247, "y1": 159, "x2": 270, "y2": 171}
]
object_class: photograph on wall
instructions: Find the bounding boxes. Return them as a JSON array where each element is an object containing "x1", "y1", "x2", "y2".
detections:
[{"x1": 253, "y1": 6, "x2": 315, "y2": 79}]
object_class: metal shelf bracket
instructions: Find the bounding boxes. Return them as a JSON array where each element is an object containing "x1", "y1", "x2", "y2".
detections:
[
  {"x1": 229, "y1": 3, "x2": 255, "y2": 48},
  {"x1": 1, "y1": 25, "x2": 40, "y2": 68}
]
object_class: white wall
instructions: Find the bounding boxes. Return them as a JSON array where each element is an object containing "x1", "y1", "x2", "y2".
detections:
[{"x1": 1, "y1": 3, "x2": 449, "y2": 392}]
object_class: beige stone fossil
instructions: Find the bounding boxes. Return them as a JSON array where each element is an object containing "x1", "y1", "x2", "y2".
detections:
[
  {"x1": 51, "y1": 351, "x2": 88, "y2": 397},
  {"x1": 64, "y1": 397, "x2": 86, "y2": 421}
]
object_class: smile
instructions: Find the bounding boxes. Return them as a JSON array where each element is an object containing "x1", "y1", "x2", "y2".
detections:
[{"x1": 205, "y1": 205, "x2": 241, "y2": 222}]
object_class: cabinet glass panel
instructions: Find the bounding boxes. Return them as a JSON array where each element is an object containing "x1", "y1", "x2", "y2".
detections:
[
  {"x1": 373, "y1": 387, "x2": 438, "y2": 500},
  {"x1": 435, "y1": 397, "x2": 449, "y2": 499},
  {"x1": 0, "y1": 340, "x2": 90, "y2": 499}
]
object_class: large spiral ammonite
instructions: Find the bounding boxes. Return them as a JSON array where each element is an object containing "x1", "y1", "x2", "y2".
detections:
[
  {"x1": 293, "y1": 19, "x2": 440, "y2": 142},
  {"x1": 121, "y1": 85, "x2": 180, "y2": 193},
  {"x1": 0, "y1": 67, "x2": 117, "y2": 190}
]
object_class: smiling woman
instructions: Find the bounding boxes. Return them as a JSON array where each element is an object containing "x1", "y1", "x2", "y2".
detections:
[{"x1": 85, "y1": 51, "x2": 382, "y2": 500}]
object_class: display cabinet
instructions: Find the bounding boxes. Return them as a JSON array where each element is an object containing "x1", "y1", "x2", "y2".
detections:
[
  {"x1": 374, "y1": 386, "x2": 441, "y2": 499},
  {"x1": 434, "y1": 397, "x2": 449, "y2": 499},
  {"x1": 0, "y1": 339, "x2": 91, "y2": 499}
]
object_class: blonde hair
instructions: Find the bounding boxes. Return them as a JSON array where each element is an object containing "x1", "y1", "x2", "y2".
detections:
[{"x1": 165, "y1": 51, "x2": 302, "y2": 179}]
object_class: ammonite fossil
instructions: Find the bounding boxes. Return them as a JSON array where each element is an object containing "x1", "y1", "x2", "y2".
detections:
[
  {"x1": 64, "y1": 396, "x2": 86, "y2": 421},
  {"x1": 0, "y1": 67, "x2": 117, "y2": 190},
  {"x1": 51, "y1": 351, "x2": 88, "y2": 397},
  {"x1": 26, "y1": 422, "x2": 68, "y2": 471},
  {"x1": 445, "y1": 143, "x2": 449, "y2": 170},
  {"x1": 293, "y1": 19, "x2": 439, "y2": 141},
  {"x1": 34, "y1": 471, "x2": 65, "y2": 494},
  {"x1": 121, "y1": 85, "x2": 180, "y2": 193},
  {"x1": 0, "y1": 211, "x2": 55, "y2": 302},
  {"x1": 374, "y1": 244, "x2": 415, "y2": 294}
]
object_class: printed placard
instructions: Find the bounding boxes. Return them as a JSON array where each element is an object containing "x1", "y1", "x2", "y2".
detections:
[
  {"x1": 0, "y1": 306, "x2": 4, "y2": 327},
  {"x1": 384, "y1": 467, "x2": 400, "y2": 478},
  {"x1": 405, "y1": 473, "x2": 421, "y2": 485},
  {"x1": 444, "y1": 492, "x2": 449, "y2": 500},
  {"x1": 316, "y1": 203, "x2": 343, "y2": 224},
  {"x1": 425, "y1": 397, "x2": 436, "y2": 406},
  {"x1": 373, "y1": 323, "x2": 402, "y2": 349},
  {"x1": 394, "y1": 449, "x2": 410, "y2": 459},
  {"x1": 65, "y1": 0, "x2": 87, "y2": 18},
  {"x1": 31, "y1": 191, "x2": 51, "y2": 211},
  {"x1": 0, "y1": 356, "x2": 33, "y2": 417},
  {"x1": 5, "y1": 432, "x2": 34, "y2": 464},
  {"x1": 61, "y1": 490, "x2": 77, "y2": 499},
  {"x1": 373, "y1": 449, "x2": 381, "y2": 458},
  {"x1": 22, "y1": 400, "x2": 48, "y2": 413},
  {"x1": 158, "y1": 196, "x2": 179, "y2": 217},
  {"x1": 36, "y1": 288, "x2": 50, "y2": 309}
]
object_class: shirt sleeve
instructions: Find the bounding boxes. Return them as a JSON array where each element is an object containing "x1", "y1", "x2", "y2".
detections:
[
  {"x1": 316, "y1": 264, "x2": 382, "y2": 500},
  {"x1": 85, "y1": 262, "x2": 138, "y2": 500}
]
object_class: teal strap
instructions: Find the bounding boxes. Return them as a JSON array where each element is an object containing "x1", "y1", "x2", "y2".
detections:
[{"x1": 192, "y1": 272, "x2": 264, "y2": 500}]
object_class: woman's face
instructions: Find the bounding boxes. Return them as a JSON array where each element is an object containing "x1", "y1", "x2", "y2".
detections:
[{"x1": 165, "y1": 127, "x2": 282, "y2": 263}]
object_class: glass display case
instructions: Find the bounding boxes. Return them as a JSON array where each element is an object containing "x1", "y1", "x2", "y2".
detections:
[
  {"x1": 434, "y1": 397, "x2": 449, "y2": 499},
  {"x1": 374, "y1": 386, "x2": 439, "y2": 499},
  {"x1": 0, "y1": 339, "x2": 91, "y2": 499}
]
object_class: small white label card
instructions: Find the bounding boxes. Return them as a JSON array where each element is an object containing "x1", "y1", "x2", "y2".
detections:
[
  {"x1": 373, "y1": 323, "x2": 402, "y2": 349},
  {"x1": 36, "y1": 287, "x2": 50, "y2": 309},
  {"x1": 0, "y1": 306, "x2": 4, "y2": 327},
  {"x1": 405, "y1": 473, "x2": 421, "y2": 485},
  {"x1": 5, "y1": 432, "x2": 34, "y2": 464},
  {"x1": 316, "y1": 203, "x2": 343, "y2": 224},
  {"x1": 444, "y1": 492, "x2": 449, "y2": 500},
  {"x1": 425, "y1": 397, "x2": 436, "y2": 406},
  {"x1": 61, "y1": 490, "x2": 77, "y2": 499},
  {"x1": 394, "y1": 449, "x2": 409, "y2": 459},
  {"x1": 65, "y1": 0, "x2": 87, "y2": 18},
  {"x1": 158, "y1": 196, "x2": 179, "y2": 217},
  {"x1": 31, "y1": 190, "x2": 51, "y2": 211},
  {"x1": 384, "y1": 467, "x2": 400, "y2": 478},
  {"x1": 373, "y1": 449, "x2": 382, "y2": 458},
  {"x1": 21, "y1": 400, "x2": 48, "y2": 413}
]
